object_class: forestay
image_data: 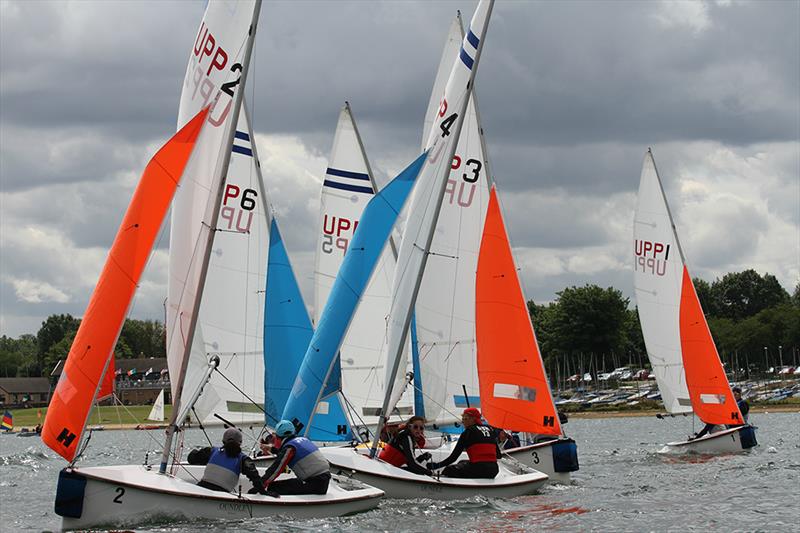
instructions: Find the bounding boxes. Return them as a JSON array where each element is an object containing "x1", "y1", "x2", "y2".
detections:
[
  {"x1": 413, "y1": 13, "x2": 493, "y2": 424},
  {"x1": 167, "y1": 0, "x2": 259, "y2": 426},
  {"x1": 382, "y1": 1, "x2": 494, "y2": 421}
]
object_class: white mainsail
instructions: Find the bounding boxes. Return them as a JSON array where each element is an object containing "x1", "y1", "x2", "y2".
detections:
[
  {"x1": 633, "y1": 150, "x2": 692, "y2": 414},
  {"x1": 314, "y1": 104, "x2": 413, "y2": 426},
  {"x1": 381, "y1": 0, "x2": 494, "y2": 423},
  {"x1": 166, "y1": 0, "x2": 260, "y2": 426},
  {"x1": 414, "y1": 14, "x2": 493, "y2": 424},
  {"x1": 190, "y1": 100, "x2": 269, "y2": 425},
  {"x1": 147, "y1": 389, "x2": 165, "y2": 422}
]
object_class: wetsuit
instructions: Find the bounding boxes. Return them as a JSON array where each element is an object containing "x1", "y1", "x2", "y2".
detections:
[
  {"x1": 378, "y1": 428, "x2": 431, "y2": 475},
  {"x1": 259, "y1": 436, "x2": 331, "y2": 495},
  {"x1": 187, "y1": 446, "x2": 263, "y2": 493},
  {"x1": 428, "y1": 424, "x2": 499, "y2": 479}
]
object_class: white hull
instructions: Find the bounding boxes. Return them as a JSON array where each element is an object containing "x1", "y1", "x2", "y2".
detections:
[
  {"x1": 662, "y1": 426, "x2": 756, "y2": 454},
  {"x1": 57, "y1": 464, "x2": 383, "y2": 530},
  {"x1": 322, "y1": 447, "x2": 548, "y2": 500},
  {"x1": 505, "y1": 439, "x2": 574, "y2": 484}
]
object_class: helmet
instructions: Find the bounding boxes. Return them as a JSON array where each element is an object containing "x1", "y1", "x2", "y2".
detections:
[{"x1": 274, "y1": 419, "x2": 296, "y2": 438}]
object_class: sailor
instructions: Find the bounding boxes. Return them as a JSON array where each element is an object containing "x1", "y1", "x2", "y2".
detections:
[
  {"x1": 427, "y1": 407, "x2": 500, "y2": 479},
  {"x1": 378, "y1": 415, "x2": 433, "y2": 475},
  {"x1": 731, "y1": 387, "x2": 750, "y2": 424},
  {"x1": 255, "y1": 419, "x2": 331, "y2": 495},
  {"x1": 188, "y1": 427, "x2": 264, "y2": 494},
  {"x1": 497, "y1": 429, "x2": 521, "y2": 450}
]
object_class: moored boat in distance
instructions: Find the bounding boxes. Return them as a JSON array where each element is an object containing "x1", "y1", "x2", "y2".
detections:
[{"x1": 633, "y1": 149, "x2": 757, "y2": 454}]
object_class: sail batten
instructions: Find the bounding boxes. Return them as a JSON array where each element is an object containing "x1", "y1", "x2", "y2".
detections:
[{"x1": 42, "y1": 108, "x2": 208, "y2": 462}]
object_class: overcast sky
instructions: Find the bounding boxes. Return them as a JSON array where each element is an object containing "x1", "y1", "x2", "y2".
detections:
[{"x1": 1, "y1": 0, "x2": 798, "y2": 338}]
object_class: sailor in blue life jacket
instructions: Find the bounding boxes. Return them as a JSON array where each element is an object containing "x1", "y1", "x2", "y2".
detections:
[
  {"x1": 427, "y1": 407, "x2": 500, "y2": 479},
  {"x1": 730, "y1": 387, "x2": 750, "y2": 425},
  {"x1": 252, "y1": 419, "x2": 331, "y2": 495},
  {"x1": 187, "y1": 427, "x2": 265, "y2": 494}
]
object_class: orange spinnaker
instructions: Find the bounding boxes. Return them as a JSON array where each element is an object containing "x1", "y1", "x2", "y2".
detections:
[
  {"x1": 476, "y1": 186, "x2": 561, "y2": 435},
  {"x1": 679, "y1": 266, "x2": 742, "y2": 426},
  {"x1": 42, "y1": 107, "x2": 208, "y2": 461}
]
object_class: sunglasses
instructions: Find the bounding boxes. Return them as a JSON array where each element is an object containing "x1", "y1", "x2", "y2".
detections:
[{"x1": 410, "y1": 424, "x2": 425, "y2": 430}]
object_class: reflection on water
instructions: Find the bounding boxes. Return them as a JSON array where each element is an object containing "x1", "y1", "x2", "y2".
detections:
[{"x1": 1, "y1": 412, "x2": 798, "y2": 531}]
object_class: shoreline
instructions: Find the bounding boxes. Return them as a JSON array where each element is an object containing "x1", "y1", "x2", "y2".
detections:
[{"x1": 6, "y1": 405, "x2": 796, "y2": 433}]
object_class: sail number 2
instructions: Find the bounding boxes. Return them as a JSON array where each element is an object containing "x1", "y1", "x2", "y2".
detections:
[{"x1": 113, "y1": 486, "x2": 125, "y2": 504}]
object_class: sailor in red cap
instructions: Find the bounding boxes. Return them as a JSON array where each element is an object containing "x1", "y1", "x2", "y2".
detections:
[{"x1": 427, "y1": 407, "x2": 499, "y2": 479}]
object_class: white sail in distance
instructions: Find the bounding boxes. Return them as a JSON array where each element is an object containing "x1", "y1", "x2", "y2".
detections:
[
  {"x1": 147, "y1": 389, "x2": 166, "y2": 422},
  {"x1": 382, "y1": 0, "x2": 494, "y2": 421},
  {"x1": 633, "y1": 150, "x2": 692, "y2": 414}
]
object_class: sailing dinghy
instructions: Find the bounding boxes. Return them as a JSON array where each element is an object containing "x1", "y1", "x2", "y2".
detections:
[
  {"x1": 146, "y1": 389, "x2": 165, "y2": 423},
  {"x1": 410, "y1": 12, "x2": 578, "y2": 484},
  {"x1": 633, "y1": 149, "x2": 757, "y2": 454},
  {"x1": 42, "y1": 2, "x2": 382, "y2": 529},
  {"x1": 283, "y1": 0, "x2": 547, "y2": 498}
]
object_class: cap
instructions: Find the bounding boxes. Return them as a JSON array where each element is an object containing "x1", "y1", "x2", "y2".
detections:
[
  {"x1": 462, "y1": 407, "x2": 482, "y2": 420},
  {"x1": 222, "y1": 427, "x2": 243, "y2": 445}
]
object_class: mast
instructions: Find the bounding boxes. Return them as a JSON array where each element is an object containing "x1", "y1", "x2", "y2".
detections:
[
  {"x1": 160, "y1": 0, "x2": 262, "y2": 474},
  {"x1": 372, "y1": 0, "x2": 495, "y2": 456},
  {"x1": 647, "y1": 148, "x2": 686, "y2": 263}
]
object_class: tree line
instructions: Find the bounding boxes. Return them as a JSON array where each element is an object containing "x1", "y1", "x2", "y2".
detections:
[
  {"x1": 0, "y1": 316, "x2": 165, "y2": 378},
  {"x1": 1, "y1": 269, "x2": 797, "y2": 379},
  {"x1": 529, "y1": 269, "x2": 799, "y2": 380}
]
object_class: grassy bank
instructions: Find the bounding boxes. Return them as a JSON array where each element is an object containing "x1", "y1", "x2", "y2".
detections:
[{"x1": 5, "y1": 405, "x2": 173, "y2": 429}]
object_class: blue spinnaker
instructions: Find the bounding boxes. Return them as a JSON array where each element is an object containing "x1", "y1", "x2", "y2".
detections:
[
  {"x1": 281, "y1": 151, "x2": 428, "y2": 432},
  {"x1": 263, "y1": 219, "x2": 351, "y2": 440}
]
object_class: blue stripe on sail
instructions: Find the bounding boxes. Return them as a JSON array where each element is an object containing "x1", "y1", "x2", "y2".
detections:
[
  {"x1": 459, "y1": 46, "x2": 474, "y2": 70},
  {"x1": 323, "y1": 180, "x2": 374, "y2": 195},
  {"x1": 410, "y1": 313, "x2": 424, "y2": 418},
  {"x1": 466, "y1": 29, "x2": 480, "y2": 49},
  {"x1": 235, "y1": 130, "x2": 250, "y2": 141},
  {"x1": 281, "y1": 150, "x2": 429, "y2": 433},
  {"x1": 326, "y1": 167, "x2": 370, "y2": 181},
  {"x1": 262, "y1": 220, "x2": 350, "y2": 441},
  {"x1": 453, "y1": 394, "x2": 481, "y2": 408},
  {"x1": 232, "y1": 145, "x2": 253, "y2": 156}
]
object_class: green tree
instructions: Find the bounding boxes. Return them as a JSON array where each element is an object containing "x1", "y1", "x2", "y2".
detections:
[
  {"x1": 119, "y1": 319, "x2": 166, "y2": 358},
  {"x1": 548, "y1": 285, "x2": 630, "y2": 360},
  {"x1": 693, "y1": 277, "x2": 718, "y2": 317},
  {"x1": 712, "y1": 270, "x2": 789, "y2": 320},
  {"x1": 36, "y1": 314, "x2": 80, "y2": 376}
]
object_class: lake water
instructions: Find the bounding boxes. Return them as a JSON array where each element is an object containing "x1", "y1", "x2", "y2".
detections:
[{"x1": 2, "y1": 411, "x2": 797, "y2": 532}]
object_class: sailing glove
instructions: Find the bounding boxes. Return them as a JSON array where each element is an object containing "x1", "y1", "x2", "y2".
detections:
[{"x1": 416, "y1": 452, "x2": 432, "y2": 462}]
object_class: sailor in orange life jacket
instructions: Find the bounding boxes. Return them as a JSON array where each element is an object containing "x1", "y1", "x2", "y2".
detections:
[
  {"x1": 378, "y1": 415, "x2": 433, "y2": 475},
  {"x1": 427, "y1": 407, "x2": 500, "y2": 479}
]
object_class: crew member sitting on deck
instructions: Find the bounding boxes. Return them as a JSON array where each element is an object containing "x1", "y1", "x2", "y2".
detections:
[
  {"x1": 730, "y1": 387, "x2": 750, "y2": 425},
  {"x1": 255, "y1": 419, "x2": 331, "y2": 495},
  {"x1": 378, "y1": 415, "x2": 432, "y2": 475},
  {"x1": 497, "y1": 429, "x2": 521, "y2": 450},
  {"x1": 188, "y1": 427, "x2": 264, "y2": 494},
  {"x1": 427, "y1": 407, "x2": 500, "y2": 479}
]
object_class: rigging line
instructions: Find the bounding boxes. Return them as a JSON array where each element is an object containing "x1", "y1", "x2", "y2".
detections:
[
  {"x1": 212, "y1": 366, "x2": 276, "y2": 423},
  {"x1": 408, "y1": 379, "x2": 461, "y2": 423},
  {"x1": 192, "y1": 406, "x2": 213, "y2": 447},
  {"x1": 341, "y1": 393, "x2": 372, "y2": 443}
]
